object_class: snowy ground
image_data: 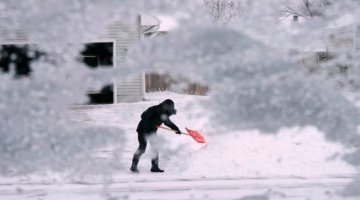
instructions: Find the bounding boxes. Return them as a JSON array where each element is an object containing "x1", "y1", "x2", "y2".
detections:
[{"x1": 1, "y1": 92, "x2": 359, "y2": 200}]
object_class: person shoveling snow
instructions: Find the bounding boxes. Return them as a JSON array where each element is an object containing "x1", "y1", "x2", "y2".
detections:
[{"x1": 130, "y1": 99, "x2": 181, "y2": 173}]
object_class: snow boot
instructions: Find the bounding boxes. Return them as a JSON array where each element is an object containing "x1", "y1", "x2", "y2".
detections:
[
  {"x1": 150, "y1": 161, "x2": 164, "y2": 173},
  {"x1": 130, "y1": 160, "x2": 139, "y2": 173}
]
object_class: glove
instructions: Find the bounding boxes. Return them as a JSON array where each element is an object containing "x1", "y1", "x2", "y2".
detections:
[{"x1": 175, "y1": 130, "x2": 181, "y2": 135}]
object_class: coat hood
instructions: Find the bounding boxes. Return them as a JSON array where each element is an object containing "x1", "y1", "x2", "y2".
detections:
[{"x1": 159, "y1": 99, "x2": 177, "y2": 115}]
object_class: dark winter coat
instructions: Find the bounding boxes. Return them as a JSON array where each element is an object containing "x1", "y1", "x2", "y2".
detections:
[{"x1": 136, "y1": 99, "x2": 180, "y2": 134}]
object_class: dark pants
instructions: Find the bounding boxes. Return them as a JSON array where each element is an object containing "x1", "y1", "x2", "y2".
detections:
[{"x1": 132, "y1": 131, "x2": 159, "y2": 165}]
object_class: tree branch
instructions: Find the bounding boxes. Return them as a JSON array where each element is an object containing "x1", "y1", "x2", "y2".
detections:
[
  {"x1": 283, "y1": 6, "x2": 310, "y2": 19},
  {"x1": 280, "y1": 13, "x2": 293, "y2": 22},
  {"x1": 303, "y1": 0, "x2": 313, "y2": 18}
]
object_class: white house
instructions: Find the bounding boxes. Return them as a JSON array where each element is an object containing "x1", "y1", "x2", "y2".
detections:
[
  {"x1": 0, "y1": 12, "x2": 163, "y2": 103},
  {"x1": 324, "y1": 14, "x2": 360, "y2": 52}
]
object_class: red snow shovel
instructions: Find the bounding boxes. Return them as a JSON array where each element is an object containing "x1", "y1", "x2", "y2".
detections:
[{"x1": 157, "y1": 126, "x2": 206, "y2": 143}]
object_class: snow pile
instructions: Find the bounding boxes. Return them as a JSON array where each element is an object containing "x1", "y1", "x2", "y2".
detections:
[
  {"x1": 166, "y1": 126, "x2": 356, "y2": 178},
  {"x1": 77, "y1": 91, "x2": 357, "y2": 179}
]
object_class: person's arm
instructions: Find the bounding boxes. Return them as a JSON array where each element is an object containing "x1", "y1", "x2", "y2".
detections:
[{"x1": 164, "y1": 117, "x2": 181, "y2": 134}]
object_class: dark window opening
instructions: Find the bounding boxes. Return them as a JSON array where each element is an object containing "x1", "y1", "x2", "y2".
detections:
[
  {"x1": 0, "y1": 44, "x2": 43, "y2": 78},
  {"x1": 87, "y1": 84, "x2": 114, "y2": 104},
  {"x1": 80, "y1": 42, "x2": 113, "y2": 68},
  {"x1": 80, "y1": 42, "x2": 114, "y2": 104}
]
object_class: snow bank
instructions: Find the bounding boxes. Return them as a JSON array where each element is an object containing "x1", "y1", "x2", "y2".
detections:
[
  {"x1": 79, "y1": 91, "x2": 356, "y2": 179},
  {"x1": 166, "y1": 127, "x2": 357, "y2": 178}
]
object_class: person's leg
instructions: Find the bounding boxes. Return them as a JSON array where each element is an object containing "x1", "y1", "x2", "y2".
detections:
[
  {"x1": 148, "y1": 132, "x2": 164, "y2": 173},
  {"x1": 130, "y1": 132, "x2": 147, "y2": 172}
]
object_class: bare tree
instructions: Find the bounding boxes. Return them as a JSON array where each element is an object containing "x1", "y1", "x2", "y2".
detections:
[
  {"x1": 282, "y1": 0, "x2": 332, "y2": 19},
  {"x1": 200, "y1": 0, "x2": 254, "y2": 23}
]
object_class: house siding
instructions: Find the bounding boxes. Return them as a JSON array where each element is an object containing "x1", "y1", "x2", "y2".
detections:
[
  {"x1": 99, "y1": 19, "x2": 142, "y2": 103},
  {"x1": 326, "y1": 24, "x2": 357, "y2": 52}
]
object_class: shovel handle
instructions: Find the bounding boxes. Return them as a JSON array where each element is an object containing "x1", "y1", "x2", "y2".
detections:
[{"x1": 157, "y1": 126, "x2": 190, "y2": 136}]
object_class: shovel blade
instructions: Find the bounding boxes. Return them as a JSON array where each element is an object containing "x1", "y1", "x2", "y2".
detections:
[{"x1": 185, "y1": 127, "x2": 206, "y2": 143}]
